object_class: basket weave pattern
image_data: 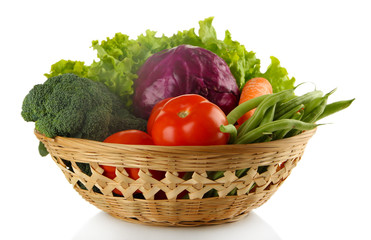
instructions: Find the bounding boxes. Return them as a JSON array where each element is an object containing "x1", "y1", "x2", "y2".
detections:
[{"x1": 35, "y1": 129, "x2": 315, "y2": 226}]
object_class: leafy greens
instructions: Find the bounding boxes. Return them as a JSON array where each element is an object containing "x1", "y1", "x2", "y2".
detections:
[{"x1": 45, "y1": 17, "x2": 295, "y2": 107}]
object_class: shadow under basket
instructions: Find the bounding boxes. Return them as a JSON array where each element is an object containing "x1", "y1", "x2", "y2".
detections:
[{"x1": 35, "y1": 128, "x2": 316, "y2": 227}]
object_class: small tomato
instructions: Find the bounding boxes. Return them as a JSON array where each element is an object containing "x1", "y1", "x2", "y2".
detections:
[
  {"x1": 101, "y1": 130, "x2": 165, "y2": 196},
  {"x1": 151, "y1": 94, "x2": 229, "y2": 146},
  {"x1": 103, "y1": 129, "x2": 154, "y2": 145}
]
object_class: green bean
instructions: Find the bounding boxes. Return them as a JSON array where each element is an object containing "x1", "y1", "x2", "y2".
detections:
[
  {"x1": 303, "y1": 88, "x2": 336, "y2": 118},
  {"x1": 207, "y1": 171, "x2": 225, "y2": 180},
  {"x1": 275, "y1": 90, "x2": 323, "y2": 119},
  {"x1": 259, "y1": 104, "x2": 276, "y2": 126},
  {"x1": 226, "y1": 94, "x2": 270, "y2": 124},
  {"x1": 302, "y1": 96, "x2": 328, "y2": 123},
  {"x1": 236, "y1": 168, "x2": 250, "y2": 178},
  {"x1": 286, "y1": 98, "x2": 327, "y2": 138},
  {"x1": 228, "y1": 182, "x2": 256, "y2": 196},
  {"x1": 286, "y1": 89, "x2": 336, "y2": 137},
  {"x1": 317, "y1": 98, "x2": 355, "y2": 121},
  {"x1": 226, "y1": 168, "x2": 252, "y2": 195},
  {"x1": 302, "y1": 96, "x2": 322, "y2": 116},
  {"x1": 274, "y1": 109, "x2": 304, "y2": 140},
  {"x1": 276, "y1": 104, "x2": 304, "y2": 120},
  {"x1": 255, "y1": 134, "x2": 273, "y2": 143},
  {"x1": 255, "y1": 105, "x2": 276, "y2": 143},
  {"x1": 220, "y1": 124, "x2": 238, "y2": 144},
  {"x1": 253, "y1": 131, "x2": 274, "y2": 143},
  {"x1": 236, "y1": 119, "x2": 319, "y2": 144},
  {"x1": 236, "y1": 116, "x2": 251, "y2": 137},
  {"x1": 237, "y1": 89, "x2": 294, "y2": 137},
  {"x1": 305, "y1": 89, "x2": 336, "y2": 122},
  {"x1": 304, "y1": 88, "x2": 336, "y2": 116}
]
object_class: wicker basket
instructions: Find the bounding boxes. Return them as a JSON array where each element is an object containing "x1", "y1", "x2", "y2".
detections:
[{"x1": 35, "y1": 128, "x2": 316, "y2": 226}]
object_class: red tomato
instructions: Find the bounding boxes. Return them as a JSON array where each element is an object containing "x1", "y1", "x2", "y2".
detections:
[
  {"x1": 101, "y1": 130, "x2": 165, "y2": 196},
  {"x1": 147, "y1": 98, "x2": 171, "y2": 136},
  {"x1": 151, "y1": 94, "x2": 229, "y2": 146},
  {"x1": 101, "y1": 130, "x2": 186, "y2": 199},
  {"x1": 103, "y1": 129, "x2": 154, "y2": 145}
]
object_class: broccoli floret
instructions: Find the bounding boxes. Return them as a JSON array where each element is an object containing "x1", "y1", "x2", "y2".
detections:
[{"x1": 22, "y1": 73, "x2": 147, "y2": 142}]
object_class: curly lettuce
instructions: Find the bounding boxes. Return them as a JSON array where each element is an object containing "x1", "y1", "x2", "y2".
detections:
[
  {"x1": 45, "y1": 60, "x2": 89, "y2": 79},
  {"x1": 259, "y1": 56, "x2": 296, "y2": 93},
  {"x1": 45, "y1": 17, "x2": 295, "y2": 107}
]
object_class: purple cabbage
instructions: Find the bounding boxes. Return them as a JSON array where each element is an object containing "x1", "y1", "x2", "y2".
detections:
[{"x1": 133, "y1": 45, "x2": 240, "y2": 119}]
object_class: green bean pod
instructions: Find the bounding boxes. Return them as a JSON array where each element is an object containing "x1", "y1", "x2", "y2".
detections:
[
  {"x1": 286, "y1": 98, "x2": 327, "y2": 138},
  {"x1": 253, "y1": 131, "x2": 274, "y2": 143},
  {"x1": 255, "y1": 105, "x2": 276, "y2": 143},
  {"x1": 237, "y1": 89, "x2": 294, "y2": 137},
  {"x1": 226, "y1": 94, "x2": 270, "y2": 124},
  {"x1": 220, "y1": 124, "x2": 238, "y2": 144},
  {"x1": 303, "y1": 88, "x2": 336, "y2": 119},
  {"x1": 228, "y1": 182, "x2": 255, "y2": 196},
  {"x1": 236, "y1": 119, "x2": 319, "y2": 144},
  {"x1": 207, "y1": 171, "x2": 225, "y2": 180},
  {"x1": 275, "y1": 90, "x2": 323, "y2": 119},
  {"x1": 301, "y1": 96, "x2": 322, "y2": 116},
  {"x1": 274, "y1": 109, "x2": 304, "y2": 140},
  {"x1": 276, "y1": 103, "x2": 304, "y2": 120},
  {"x1": 317, "y1": 98, "x2": 355, "y2": 121},
  {"x1": 286, "y1": 89, "x2": 337, "y2": 137},
  {"x1": 259, "y1": 104, "x2": 276, "y2": 126},
  {"x1": 256, "y1": 134, "x2": 273, "y2": 143},
  {"x1": 302, "y1": 96, "x2": 328, "y2": 123},
  {"x1": 304, "y1": 88, "x2": 336, "y2": 116}
]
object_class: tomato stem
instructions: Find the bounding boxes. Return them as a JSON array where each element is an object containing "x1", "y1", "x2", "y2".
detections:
[{"x1": 178, "y1": 111, "x2": 189, "y2": 118}]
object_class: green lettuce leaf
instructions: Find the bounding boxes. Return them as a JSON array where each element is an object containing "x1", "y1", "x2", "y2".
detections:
[
  {"x1": 258, "y1": 56, "x2": 296, "y2": 93},
  {"x1": 44, "y1": 17, "x2": 295, "y2": 107},
  {"x1": 44, "y1": 60, "x2": 89, "y2": 79}
]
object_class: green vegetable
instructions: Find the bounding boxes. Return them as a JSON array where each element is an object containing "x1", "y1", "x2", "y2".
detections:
[
  {"x1": 303, "y1": 96, "x2": 325, "y2": 116},
  {"x1": 277, "y1": 104, "x2": 304, "y2": 120},
  {"x1": 259, "y1": 104, "x2": 276, "y2": 126},
  {"x1": 45, "y1": 17, "x2": 295, "y2": 108},
  {"x1": 257, "y1": 56, "x2": 296, "y2": 93},
  {"x1": 287, "y1": 89, "x2": 335, "y2": 137},
  {"x1": 237, "y1": 89, "x2": 294, "y2": 136},
  {"x1": 226, "y1": 94, "x2": 269, "y2": 124},
  {"x1": 274, "y1": 109, "x2": 304, "y2": 140},
  {"x1": 317, "y1": 98, "x2": 355, "y2": 121},
  {"x1": 22, "y1": 73, "x2": 147, "y2": 156},
  {"x1": 44, "y1": 60, "x2": 89, "y2": 79},
  {"x1": 220, "y1": 124, "x2": 238, "y2": 144},
  {"x1": 236, "y1": 119, "x2": 319, "y2": 144},
  {"x1": 38, "y1": 141, "x2": 49, "y2": 157},
  {"x1": 254, "y1": 104, "x2": 276, "y2": 142},
  {"x1": 275, "y1": 90, "x2": 323, "y2": 118},
  {"x1": 302, "y1": 94, "x2": 329, "y2": 123},
  {"x1": 223, "y1": 88, "x2": 353, "y2": 145}
]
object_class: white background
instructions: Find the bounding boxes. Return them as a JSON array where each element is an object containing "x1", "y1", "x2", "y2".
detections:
[{"x1": 1, "y1": 0, "x2": 370, "y2": 239}]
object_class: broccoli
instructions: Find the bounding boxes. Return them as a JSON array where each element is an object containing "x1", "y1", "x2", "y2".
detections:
[{"x1": 22, "y1": 73, "x2": 147, "y2": 142}]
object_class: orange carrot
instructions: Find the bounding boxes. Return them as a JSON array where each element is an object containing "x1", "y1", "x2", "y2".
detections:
[{"x1": 237, "y1": 77, "x2": 273, "y2": 125}]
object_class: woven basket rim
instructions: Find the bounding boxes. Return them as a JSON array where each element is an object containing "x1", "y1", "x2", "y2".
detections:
[
  {"x1": 35, "y1": 128, "x2": 316, "y2": 171},
  {"x1": 34, "y1": 128, "x2": 316, "y2": 151}
]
